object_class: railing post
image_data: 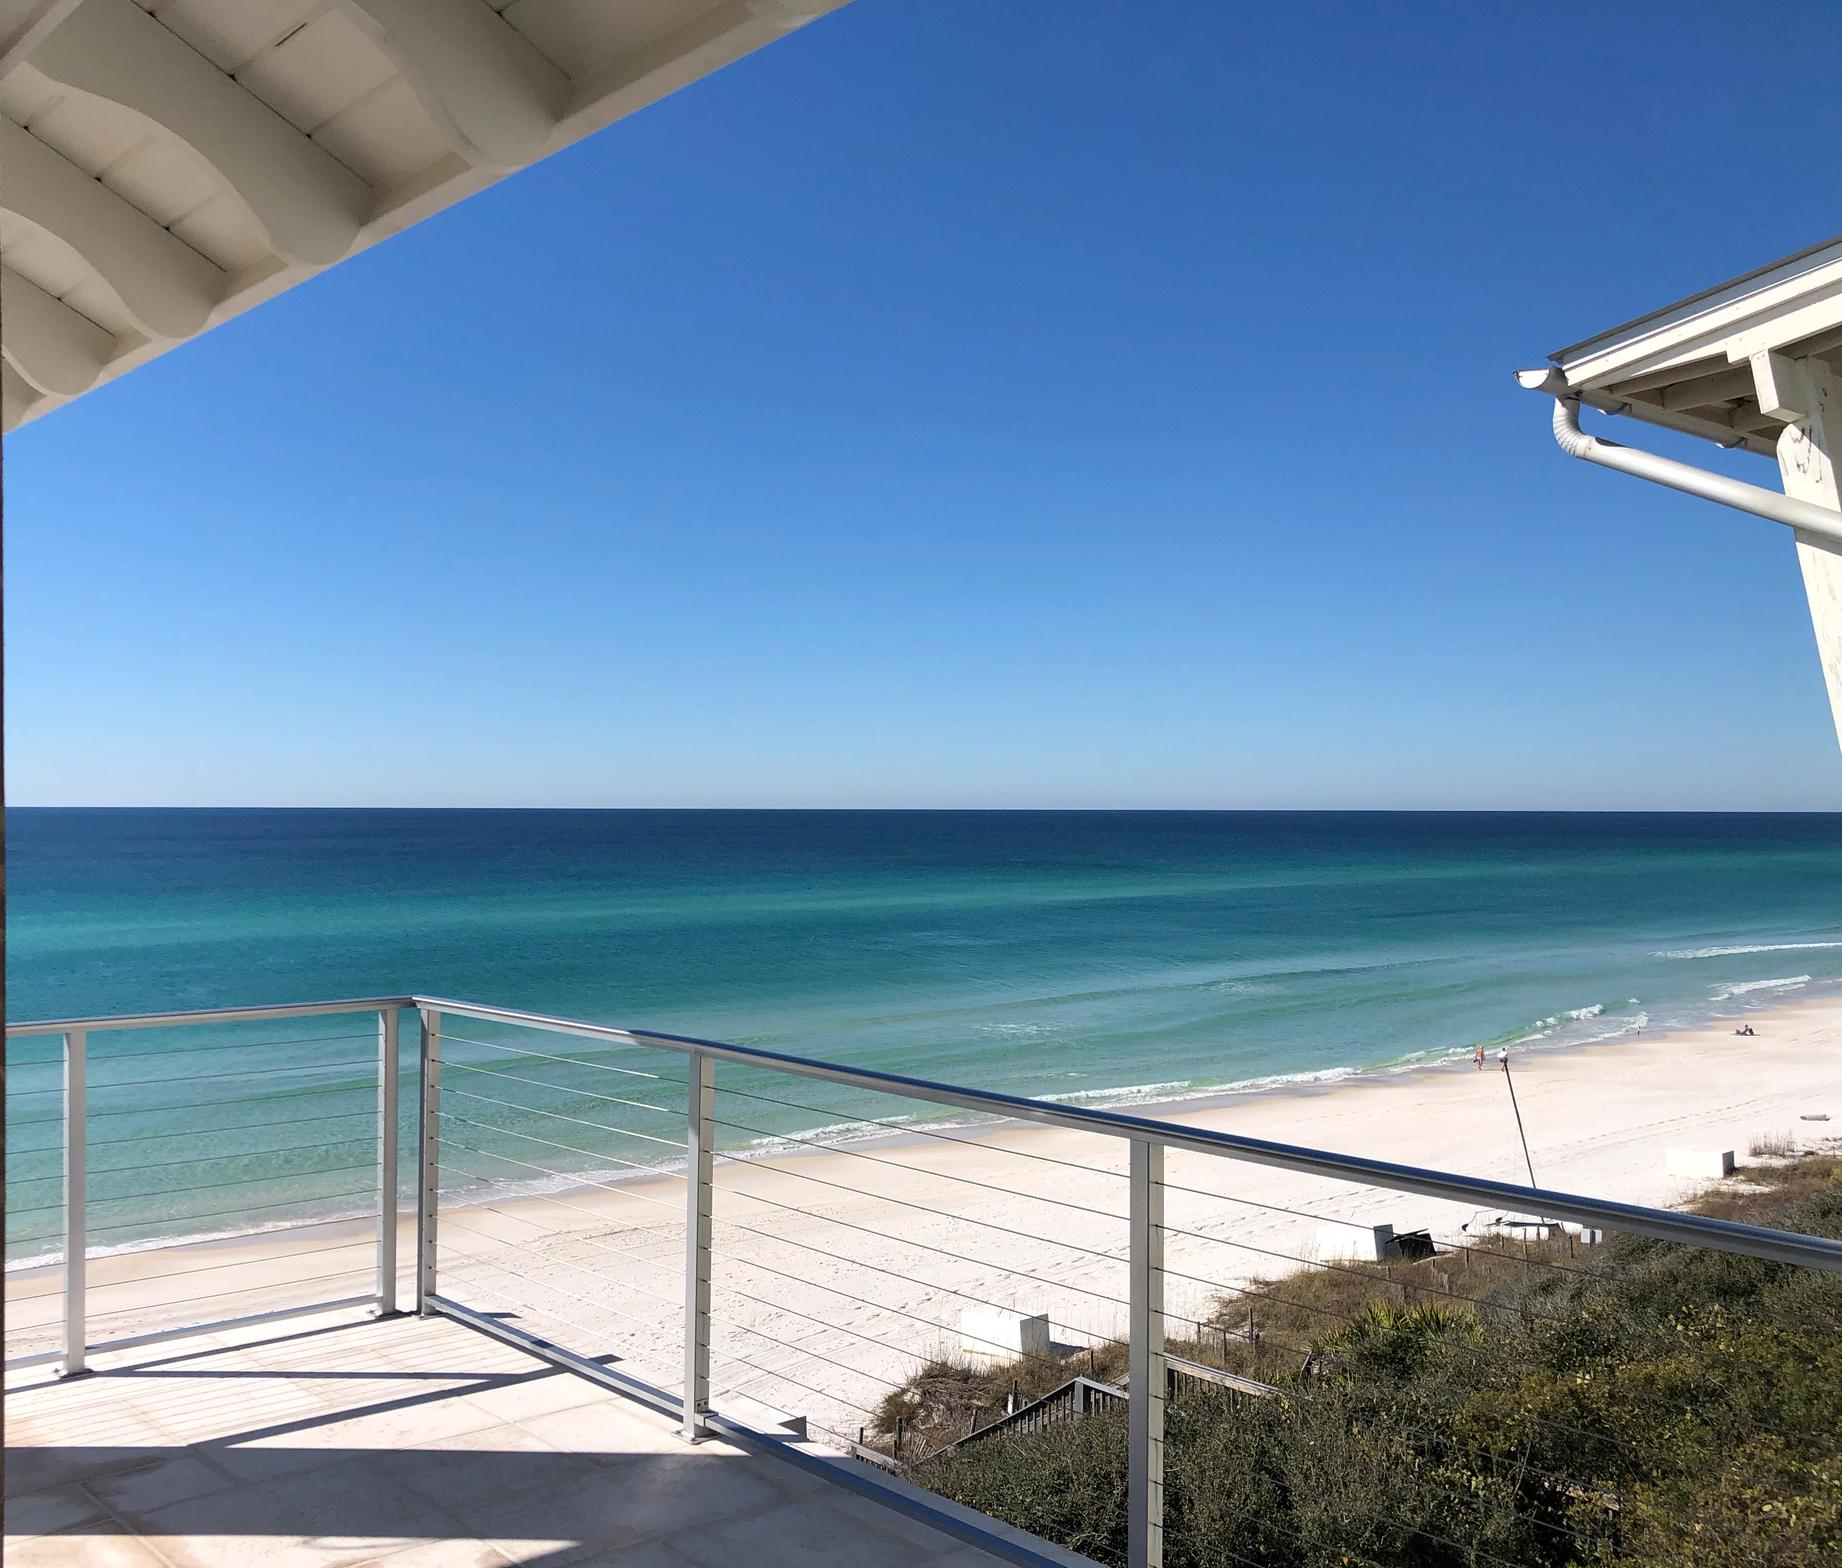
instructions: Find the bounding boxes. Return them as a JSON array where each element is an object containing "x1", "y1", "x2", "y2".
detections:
[
  {"x1": 60, "y1": 1028, "x2": 87, "y2": 1378},
  {"x1": 375, "y1": 1007, "x2": 400, "y2": 1316},
  {"x1": 682, "y1": 1050, "x2": 715, "y2": 1441},
  {"x1": 1128, "y1": 1136, "x2": 1166, "y2": 1568},
  {"x1": 416, "y1": 1007, "x2": 441, "y2": 1316}
]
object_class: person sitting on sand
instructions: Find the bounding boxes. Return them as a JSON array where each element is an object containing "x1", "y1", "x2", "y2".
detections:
[{"x1": 1735, "y1": 1023, "x2": 1756, "y2": 1037}]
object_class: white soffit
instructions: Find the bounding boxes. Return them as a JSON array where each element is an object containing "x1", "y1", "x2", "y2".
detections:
[
  {"x1": 0, "y1": 0, "x2": 850, "y2": 431},
  {"x1": 1541, "y1": 236, "x2": 1842, "y2": 459}
]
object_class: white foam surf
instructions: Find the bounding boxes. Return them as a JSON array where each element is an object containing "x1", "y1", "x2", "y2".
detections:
[
  {"x1": 1656, "y1": 941, "x2": 1842, "y2": 960},
  {"x1": 1709, "y1": 974, "x2": 1812, "y2": 1002}
]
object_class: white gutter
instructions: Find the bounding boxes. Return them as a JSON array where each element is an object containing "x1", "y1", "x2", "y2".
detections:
[{"x1": 1516, "y1": 367, "x2": 1842, "y2": 548}]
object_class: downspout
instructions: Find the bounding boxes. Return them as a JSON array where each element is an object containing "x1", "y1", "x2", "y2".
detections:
[{"x1": 1516, "y1": 367, "x2": 1842, "y2": 549}]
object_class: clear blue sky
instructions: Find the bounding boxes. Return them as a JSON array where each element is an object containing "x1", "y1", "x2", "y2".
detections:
[{"x1": 8, "y1": 1, "x2": 1842, "y2": 809}]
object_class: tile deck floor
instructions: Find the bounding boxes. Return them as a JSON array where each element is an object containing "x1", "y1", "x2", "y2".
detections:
[{"x1": 2, "y1": 1309, "x2": 1023, "y2": 1568}]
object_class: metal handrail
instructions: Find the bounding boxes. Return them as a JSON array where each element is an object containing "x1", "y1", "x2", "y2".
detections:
[
  {"x1": 4, "y1": 996, "x2": 417, "y2": 1037},
  {"x1": 413, "y1": 995, "x2": 1842, "y2": 1276}
]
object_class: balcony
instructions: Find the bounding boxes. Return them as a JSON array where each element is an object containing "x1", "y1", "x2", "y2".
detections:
[
  {"x1": 5, "y1": 1306, "x2": 1018, "y2": 1568},
  {"x1": 8, "y1": 996, "x2": 1841, "y2": 1568}
]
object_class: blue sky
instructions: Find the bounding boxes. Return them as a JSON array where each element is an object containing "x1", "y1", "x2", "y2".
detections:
[{"x1": 8, "y1": 1, "x2": 1842, "y2": 809}]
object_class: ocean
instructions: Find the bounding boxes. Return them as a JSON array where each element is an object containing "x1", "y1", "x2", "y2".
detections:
[{"x1": 7, "y1": 808, "x2": 1842, "y2": 1264}]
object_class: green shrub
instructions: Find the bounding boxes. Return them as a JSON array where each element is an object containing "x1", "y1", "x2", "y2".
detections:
[{"x1": 894, "y1": 1152, "x2": 1842, "y2": 1568}]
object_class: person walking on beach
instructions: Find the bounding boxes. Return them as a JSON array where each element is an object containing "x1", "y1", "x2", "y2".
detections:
[
  {"x1": 1498, "y1": 1047, "x2": 1510, "y2": 1072},
  {"x1": 1474, "y1": 1045, "x2": 1486, "y2": 1071}
]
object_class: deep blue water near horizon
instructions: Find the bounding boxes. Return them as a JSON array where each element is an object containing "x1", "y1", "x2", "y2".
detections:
[{"x1": 8, "y1": 808, "x2": 1842, "y2": 1264}]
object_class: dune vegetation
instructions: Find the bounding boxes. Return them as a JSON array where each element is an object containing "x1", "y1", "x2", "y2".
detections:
[{"x1": 872, "y1": 1153, "x2": 1842, "y2": 1567}]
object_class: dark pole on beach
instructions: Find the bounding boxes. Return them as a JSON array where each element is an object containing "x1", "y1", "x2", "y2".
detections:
[{"x1": 1502, "y1": 1061, "x2": 1538, "y2": 1188}]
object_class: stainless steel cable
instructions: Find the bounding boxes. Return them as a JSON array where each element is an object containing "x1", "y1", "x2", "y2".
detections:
[
  {"x1": 41, "y1": 1212, "x2": 371, "y2": 1264},
  {"x1": 83, "y1": 1108, "x2": 378, "y2": 1150},
  {"x1": 6, "y1": 1236, "x2": 373, "y2": 1303},
  {"x1": 78, "y1": 1187, "x2": 376, "y2": 1237},
  {"x1": 442, "y1": 1084, "x2": 687, "y2": 1152},
  {"x1": 442, "y1": 1246, "x2": 674, "y2": 1336},
  {"x1": 713, "y1": 1281, "x2": 932, "y2": 1370},
  {"x1": 85, "y1": 1134, "x2": 375, "y2": 1177},
  {"x1": 85, "y1": 1054, "x2": 374, "y2": 1091},
  {"x1": 434, "y1": 1147, "x2": 1115, "y2": 1353},
  {"x1": 83, "y1": 1261, "x2": 369, "y2": 1319},
  {"x1": 707, "y1": 1137, "x2": 1123, "y2": 1263},
  {"x1": 717, "y1": 1250, "x2": 1090, "y2": 1373},
  {"x1": 713, "y1": 1080, "x2": 1123, "y2": 1180},
  {"x1": 700, "y1": 1204, "x2": 1118, "y2": 1349},
  {"x1": 440, "y1": 1215, "x2": 906, "y2": 1395},
  {"x1": 79, "y1": 1159, "x2": 378, "y2": 1207},
  {"x1": 441, "y1": 1059, "x2": 681, "y2": 1122},
  {"x1": 1159, "y1": 1176, "x2": 1606, "y2": 1283},
  {"x1": 437, "y1": 1216, "x2": 682, "y2": 1311},
  {"x1": 437, "y1": 1143, "x2": 681, "y2": 1216},
  {"x1": 703, "y1": 1309, "x2": 909, "y2": 1393},
  {"x1": 442, "y1": 1032, "x2": 680, "y2": 1086},
  {"x1": 441, "y1": 1268, "x2": 679, "y2": 1352},
  {"x1": 709, "y1": 1341, "x2": 881, "y2": 1425},
  {"x1": 711, "y1": 1111, "x2": 1125, "y2": 1222},
  {"x1": 441, "y1": 1112, "x2": 682, "y2": 1181},
  {"x1": 711, "y1": 1177, "x2": 1131, "y2": 1311},
  {"x1": 47, "y1": 1078, "x2": 377, "y2": 1124},
  {"x1": 433, "y1": 1168, "x2": 681, "y2": 1238},
  {"x1": 84, "y1": 1031, "x2": 376, "y2": 1065}
]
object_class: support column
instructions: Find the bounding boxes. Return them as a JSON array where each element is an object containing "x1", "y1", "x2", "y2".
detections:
[
  {"x1": 61, "y1": 1029, "x2": 87, "y2": 1378},
  {"x1": 375, "y1": 1007, "x2": 400, "y2": 1316},
  {"x1": 416, "y1": 1007, "x2": 442, "y2": 1315},
  {"x1": 1128, "y1": 1137, "x2": 1166, "y2": 1568},
  {"x1": 682, "y1": 1052, "x2": 715, "y2": 1441},
  {"x1": 1759, "y1": 353, "x2": 1842, "y2": 755}
]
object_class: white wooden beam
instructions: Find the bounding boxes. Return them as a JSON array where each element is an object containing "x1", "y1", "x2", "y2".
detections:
[
  {"x1": 1, "y1": 357, "x2": 46, "y2": 431},
  {"x1": 0, "y1": 0, "x2": 82, "y2": 75},
  {"x1": 1771, "y1": 359, "x2": 1842, "y2": 759},
  {"x1": 741, "y1": 0, "x2": 840, "y2": 24},
  {"x1": 1654, "y1": 363, "x2": 1757, "y2": 413},
  {"x1": 0, "y1": 116, "x2": 221, "y2": 339},
  {"x1": 333, "y1": 0, "x2": 566, "y2": 171},
  {"x1": 1751, "y1": 349, "x2": 1813, "y2": 424},
  {"x1": 32, "y1": 0, "x2": 371, "y2": 266},
  {"x1": 0, "y1": 264, "x2": 115, "y2": 395}
]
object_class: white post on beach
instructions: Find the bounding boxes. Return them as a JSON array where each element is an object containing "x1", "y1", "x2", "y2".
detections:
[
  {"x1": 60, "y1": 1027, "x2": 87, "y2": 1378},
  {"x1": 375, "y1": 1006, "x2": 400, "y2": 1315},
  {"x1": 682, "y1": 1050, "x2": 715, "y2": 1441},
  {"x1": 416, "y1": 1007, "x2": 441, "y2": 1316},
  {"x1": 1127, "y1": 1136, "x2": 1166, "y2": 1568}
]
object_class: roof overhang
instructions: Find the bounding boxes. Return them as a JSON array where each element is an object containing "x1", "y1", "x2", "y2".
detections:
[
  {"x1": 1538, "y1": 235, "x2": 1842, "y2": 459},
  {"x1": 0, "y1": 0, "x2": 851, "y2": 432}
]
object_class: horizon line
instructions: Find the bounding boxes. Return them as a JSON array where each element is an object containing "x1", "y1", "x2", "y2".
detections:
[{"x1": 8, "y1": 804, "x2": 1842, "y2": 816}]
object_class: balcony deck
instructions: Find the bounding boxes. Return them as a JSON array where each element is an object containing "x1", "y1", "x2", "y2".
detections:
[{"x1": 2, "y1": 1306, "x2": 1008, "y2": 1568}]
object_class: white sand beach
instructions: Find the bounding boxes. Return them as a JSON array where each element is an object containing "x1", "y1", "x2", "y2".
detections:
[{"x1": 9, "y1": 995, "x2": 1838, "y2": 1447}]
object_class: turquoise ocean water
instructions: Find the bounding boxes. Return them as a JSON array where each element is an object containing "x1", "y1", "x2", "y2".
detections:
[{"x1": 7, "y1": 808, "x2": 1842, "y2": 1265}]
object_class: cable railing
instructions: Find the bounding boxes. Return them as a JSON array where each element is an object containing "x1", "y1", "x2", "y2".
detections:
[
  {"x1": 4, "y1": 998, "x2": 408, "y2": 1372},
  {"x1": 9, "y1": 992, "x2": 1842, "y2": 1568}
]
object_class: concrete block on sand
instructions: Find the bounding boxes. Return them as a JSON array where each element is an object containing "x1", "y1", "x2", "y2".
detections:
[
  {"x1": 960, "y1": 1307, "x2": 1050, "y2": 1361},
  {"x1": 1317, "y1": 1222, "x2": 1397, "y2": 1262},
  {"x1": 1665, "y1": 1148, "x2": 1735, "y2": 1180}
]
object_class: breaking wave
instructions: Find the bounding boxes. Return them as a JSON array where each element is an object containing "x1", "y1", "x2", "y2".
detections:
[
  {"x1": 1709, "y1": 974, "x2": 1812, "y2": 1002},
  {"x1": 1656, "y1": 941, "x2": 1842, "y2": 960}
]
